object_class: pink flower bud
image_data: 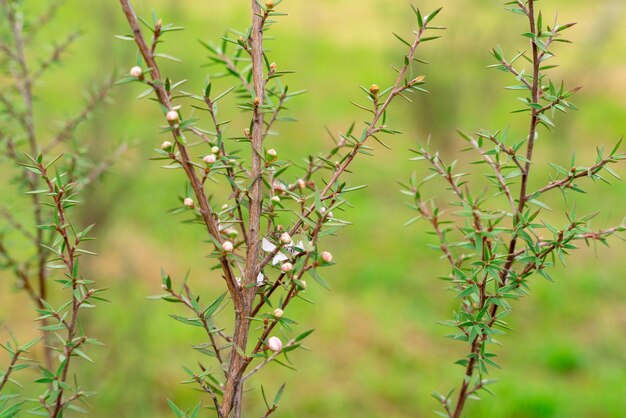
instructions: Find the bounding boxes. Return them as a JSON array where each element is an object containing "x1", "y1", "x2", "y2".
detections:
[
  {"x1": 161, "y1": 141, "x2": 173, "y2": 150},
  {"x1": 281, "y1": 262, "x2": 293, "y2": 273},
  {"x1": 183, "y1": 197, "x2": 194, "y2": 208},
  {"x1": 273, "y1": 308, "x2": 284, "y2": 318},
  {"x1": 166, "y1": 110, "x2": 179, "y2": 123},
  {"x1": 279, "y1": 233, "x2": 292, "y2": 245},
  {"x1": 222, "y1": 240, "x2": 234, "y2": 252},
  {"x1": 203, "y1": 154, "x2": 217, "y2": 164},
  {"x1": 297, "y1": 179, "x2": 306, "y2": 189},
  {"x1": 321, "y1": 251, "x2": 333, "y2": 263},
  {"x1": 130, "y1": 66, "x2": 143, "y2": 78},
  {"x1": 267, "y1": 336, "x2": 282, "y2": 352}
]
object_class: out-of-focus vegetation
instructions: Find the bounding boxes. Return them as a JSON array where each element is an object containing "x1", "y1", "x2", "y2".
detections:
[{"x1": 1, "y1": 0, "x2": 625, "y2": 417}]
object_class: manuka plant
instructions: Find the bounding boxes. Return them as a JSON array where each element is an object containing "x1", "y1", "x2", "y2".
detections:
[
  {"x1": 402, "y1": 1, "x2": 625, "y2": 417},
  {"x1": 116, "y1": 1, "x2": 443, "y2": 416},
  {"x1": 0, "y1": 0, "x2": 117, "y2": 416}
]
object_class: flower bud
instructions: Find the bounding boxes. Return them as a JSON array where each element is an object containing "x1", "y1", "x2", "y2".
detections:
[
  {"x1": 130, "y1": 66, "x2": 143, "y2": 78},
  {"x1": 244, "y1": 128, "x2": 251, "y2": 137},
  {"x1": 161, "y1": 141, "x2": 173, "y2": 151},
  {"x1": 266, "y1": 0, "x2": 274, "y2": 10},
  {"x1": 183, "y1": 197, "x2": 194, "y2": 208},
  {"x1": 327, "y1": 211, "x2": 334, "y2": 218},
  {"x1": 280, "y1": 232, "x2": 292, "y2": 245},
  {"x1": 321, "y1": 251, "x2": 333, "y2": 263},
  {"x1": 211, "y1": 146, "x2": 220, "y2": 154},
  {"x1": 297, "y1": 178, "x2": 306, "y2": 189},
  {"x1": 203, "y1": 154, "x2": 217, "y2": 164},
  {"x1": 281, "y1": 262, "x2": 293, "y2": 273},
  {"x1": 267, "y1": 336, "x2": 282, "y2": 352},
  {"x1": 224, "y1": 227, "x2": 238, "y2": 238},
  {"x1": 300, "y1": 280, "x2": 307, "y2": 290},
  {"x1": 370, "y1": 84, "x2": 380, "y2": 96},
  {"x1": 269, "y1": 62, "x2": 277, "y2": 73},
  {"x1": 271, "y1": 196, "x2": 281, "y2": 203},
  {"x1": 222, "y1": 240, "x2": 234, "y2": 252},
  {"x1": 267, "y1": 148, "x2": 277, "y2": 157},
  {"x1": 166, "y1": 110, "x2": 179, "y2": 123},
  {"x1": 253, "y1": 97, "x2": 261, "y2": 106},
  {"x1": 273, "y1": 308, "x2": 284, "y2": 318}
]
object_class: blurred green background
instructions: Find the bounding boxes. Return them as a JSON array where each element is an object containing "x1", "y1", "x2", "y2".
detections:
[{"x1": 1, "y1": 0, "x2": 625, "y2": 417}]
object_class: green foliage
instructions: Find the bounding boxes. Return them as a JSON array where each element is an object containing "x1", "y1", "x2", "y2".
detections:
[{"x1": 404, "y1": 1, "x2": 625, "y2": 417}]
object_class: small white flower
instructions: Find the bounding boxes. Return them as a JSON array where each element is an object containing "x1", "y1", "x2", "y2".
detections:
[
  {"x1": 166, "y1": 110, "x2": 179, "y2": 123},
  {"x1": 161, "y1": 141, "x2": 173, "y2": 150},
  {"x1": 273, "y1": 308, "x2": 284, "y2": 318},
  {"x1": 130, "y1": 66, "x2": 143, "y2": 77},
  {"x1": 203, "y1": 154, "x2": 217, "y2": 164},
  {"x1": 279, "y1": 233, "x2": 292, "y2": 245},
  {"x1": 267, "y1": 336, "x2": 283, "y2": 353},
  {"x1": 256, "y1": 272, "x2": 265, "y2": 286},
  {"x1": 321, "y1": 251, "x2": 333, "y2": 263},
  {"x1": 222, "y1": 241, "x2": 234, "y2": 252},
  {"x1": 281, "y1": 262, "x2": 293, "y2": 273},
  {"x1": 262, "y1": 238, "x2": 304, "y2": 265},
  {"x1": 183, "y1": 197, "x2": 194, "y2": 208}
]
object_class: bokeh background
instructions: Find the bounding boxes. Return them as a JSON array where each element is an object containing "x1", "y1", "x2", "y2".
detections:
[{"x1": 1, "y1": 0, "x2": 625, "y2": 417}]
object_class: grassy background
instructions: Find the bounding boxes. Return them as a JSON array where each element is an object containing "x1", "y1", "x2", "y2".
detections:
[{"x1": 1, "y1": 0, "x2": 625, "y2": 417}]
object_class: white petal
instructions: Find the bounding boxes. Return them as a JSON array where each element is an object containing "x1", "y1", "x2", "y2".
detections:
[
  {"x1": 272, "y1": 253, "x2": 288, "y2": 265},
  {"x1": 256, "y1": 272, "x2": 265, "y2": 286},
  {"x1": 262, "y1": 238, "x2": 276, "y2": 252}
]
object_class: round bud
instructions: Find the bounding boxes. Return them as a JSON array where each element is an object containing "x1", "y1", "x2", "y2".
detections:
[
  {"x1": 224, "y1": 227, "x2": 238, "y2": 238},
  {"x1": 300, "y1": 280, "x2": 307, "y2": 290},
  {"x1": 130, "y1": 66, "x2": 143, "y2": 78},
  {"x1": 327, "y1": 211, "x2": 334, "y2": 218},
  {"x1": 244, "y1": 128, "x2": 251, "y2": 137},
  {"x1": 166, "y1": 110, "x2": 179, "y2": 123},
  {"x1": 183, "y1": 197, "x2": 195, "y2": 208},
  {"x1": 211, "y1": 146, "x2": 220, "y2": 154},
  {"x1": 297, "y1": 179, "x2": 306, "y2": 189},
  {"x1": 369, "y1": 84, "x2": 380, "y2": 96},
  {"x1": 321, "y1": 251, "x2": 333, "y2": 263},
  {"x1": 281, "y1": 262, "x2": 293, "y2": 273},
  {"x1": 267, "y1": 336, "x2": 282, "y2": 353},
  {"x1": 279, "y1": 233, "x2": 292, "y2": 245},
  {"x1": 267, "y1": 148, "x2": 277, "y2": 157},
  {"x1": 266, "y1": 0, "x2": 274, "y2": 10},
  {"x1": 273, "y1": 308, "x2": 284, "y2": 318},
  {"x1": 222, "y1": 240, "x2": 234, "y2": 252},
  {"x1": 161, "y1": 141, "x2": 173, "y2": 151},
  {"x1": 253, "y1": 97, "x2": 261, "y2": 106},
  {"x1": 271, "y1": 196, "x2": 281, "y2": 203},
  {"x1": 203, "y1": 154, "x2": 217, "y2": 164},
  {"x1": 269, "y1": 62, "x2": 277, "y2": 73}
]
